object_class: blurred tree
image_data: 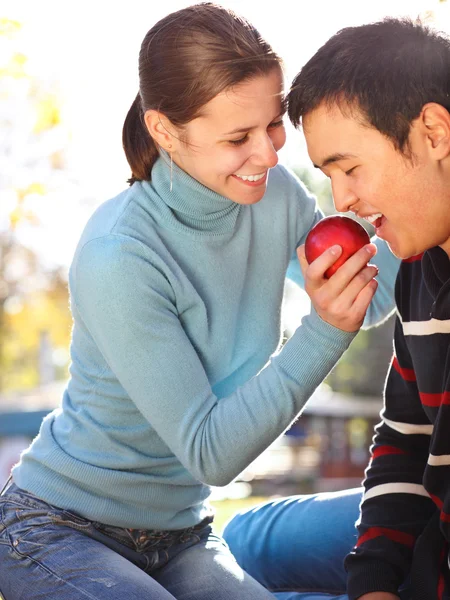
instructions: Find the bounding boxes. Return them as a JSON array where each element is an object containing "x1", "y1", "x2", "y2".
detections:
[
  {"x1": 3, "y1": 267, "x2": 71, "y2": 391},
  {"x1": 293, "y1": 165, "x2": 396, "y2": 398},
  {"x1": 293, "y1": 166, "x2": 335, "y2": 216},
  {"x1": 0, "y1": 17, "x2": 71, "y2": 393}
]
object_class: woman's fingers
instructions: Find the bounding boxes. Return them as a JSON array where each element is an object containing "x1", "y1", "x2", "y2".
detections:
[
  {"x1": 325, "y1": 244, "x2": 377, "y2": 293},
  {"x1": 297, "y1": 242, "x2": 380, "y2": 332},
  {"x1": 298, "y1": 244, "x2": 343, "y2": 290}
]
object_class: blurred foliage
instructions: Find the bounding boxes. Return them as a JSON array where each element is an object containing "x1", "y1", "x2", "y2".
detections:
[
  {"x1": 3, "y1": 267, "x2": 71, "y2": 391},
  {"x1": 293, "y1": 166, "x2": 395, "y2": 398},
  {"x1": 293, "y1": 166, "x2": 335, "y2": 216},
  {"x1": 0, "y1": 18, "x2": 71, "y2": 393}
]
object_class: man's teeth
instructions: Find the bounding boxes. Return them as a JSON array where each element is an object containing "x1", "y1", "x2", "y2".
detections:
[
  {"x1": 365, "y1": 213, "x2": 383, "y2": 225},
  {"x1": 235, "y1": 172, "x2": 265, "y2": 182}
]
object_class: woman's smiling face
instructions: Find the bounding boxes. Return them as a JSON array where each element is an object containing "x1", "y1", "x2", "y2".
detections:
[{"x1": 169, "y1": 68, "x2": 286, "y2": 205}]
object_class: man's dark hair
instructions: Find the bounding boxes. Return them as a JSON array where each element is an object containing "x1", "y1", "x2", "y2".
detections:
[{"x1": 288, "y1": 18, "x2": 450, "y2": 153}]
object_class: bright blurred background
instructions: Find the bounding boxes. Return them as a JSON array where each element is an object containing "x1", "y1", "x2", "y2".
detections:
[{"x1": 1, "y1": 0, "x2": 449, "y2": 530}]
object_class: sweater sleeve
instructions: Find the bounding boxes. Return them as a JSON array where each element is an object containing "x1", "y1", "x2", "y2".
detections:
[
  {"x1": 345, "y1": 317, "x2": 436, "y2": 599},
  {"x1": 72, "y1": 234, "x2": 356, "y2": 488}
]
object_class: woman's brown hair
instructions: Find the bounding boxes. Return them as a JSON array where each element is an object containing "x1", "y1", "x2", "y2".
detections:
[{"x1": 122, "y1": 2, "x2": 282, "y2": 184}]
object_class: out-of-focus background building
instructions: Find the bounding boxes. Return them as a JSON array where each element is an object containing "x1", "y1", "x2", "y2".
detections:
[{"x1": 1, "y1": 0, "x2": 449, "y2": 528}]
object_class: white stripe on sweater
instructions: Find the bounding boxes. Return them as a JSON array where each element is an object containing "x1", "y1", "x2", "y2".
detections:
[
  {"x1": 402, "y1": 318, "x2": 450, "y2": 336},
  {"x1": 383, "y1": 417, "x2": 433, "y2": 435},
  {"x1": 428, "y1": 454, "x2": 450, "y2": 467},
  {"x1": 364, "y1": 482, "x2": 430, "y2": 501}
]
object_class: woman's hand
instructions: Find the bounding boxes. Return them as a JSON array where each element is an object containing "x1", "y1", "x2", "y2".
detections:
[{"x1": 298, "y1": 242, "x2": 379, "y2": 332}]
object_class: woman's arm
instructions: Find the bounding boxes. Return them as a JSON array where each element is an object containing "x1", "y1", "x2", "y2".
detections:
[{"x1": 73, "y1": 234, "x2": 359, "y2": 487}]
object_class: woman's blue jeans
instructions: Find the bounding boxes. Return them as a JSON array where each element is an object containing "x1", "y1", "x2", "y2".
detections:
[
  {"x1": 223, "y1": 487, "x2": 411, "y2": 600},
  {"x1": 0, "y1": 482, "x2": 276, "y2": 599}
]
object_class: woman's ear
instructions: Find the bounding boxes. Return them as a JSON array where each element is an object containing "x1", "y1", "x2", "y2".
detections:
[
  {"x1": 144, "y1": 110, "x2": 177, "y2": 153},
  {"x1": 421, "y1": 102, "x2": 450, "y2": 160}
]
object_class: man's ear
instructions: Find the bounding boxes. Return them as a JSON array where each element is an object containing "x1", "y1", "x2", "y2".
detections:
[
  {"x1": 421, "y1": 102, "x2": 450, "y2": 160},
  {"x1": 144, "y1": 110, "x2": 178, "y2": 153}
]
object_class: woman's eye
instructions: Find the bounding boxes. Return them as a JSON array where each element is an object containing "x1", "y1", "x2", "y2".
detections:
[
  {"x1": 345, "y1": 166, "x2": 357, "y2": 176},
  {"x1": 229, "y1": 135, "x2": 249, "y2": 146}
]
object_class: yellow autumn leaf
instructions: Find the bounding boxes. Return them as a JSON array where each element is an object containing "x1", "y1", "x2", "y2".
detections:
[
  {"x1": 9, "y1": 206, "x2": 23, "y2": 230},
  {"x1": 27, "y1": 182, "x2": 46, "y2": 195},
  {"x1": 17, "y1": 183, "x2": 46, "y2": 202},
  {"x1": 0, "y1": 52, "x2": 28, "y2": 79},
  {"x1": 0, "y1": 18, "x2": 21, "y2": 37},
  {"x1": 34, "y1": 95, "x2": 61, "y2": 133}
]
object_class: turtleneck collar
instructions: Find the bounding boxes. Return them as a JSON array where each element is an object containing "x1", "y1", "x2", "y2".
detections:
[{"x1": 140, "y1": 155, "x2": 241, "y2": 235}]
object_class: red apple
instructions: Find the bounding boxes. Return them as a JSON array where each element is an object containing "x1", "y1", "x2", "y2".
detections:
[{"x1": 305, "y1": 215, "x2": 370, "y2": 278}]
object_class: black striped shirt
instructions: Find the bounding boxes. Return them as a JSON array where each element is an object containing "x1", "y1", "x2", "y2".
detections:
[{"x1": 346, "y1": 247, "x2": 450, "y2": 600}]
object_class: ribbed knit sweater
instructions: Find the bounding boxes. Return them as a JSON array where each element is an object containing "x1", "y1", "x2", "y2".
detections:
[
  {"x1": 13, "y1": 158, "x2": 398, "y2": 530},
  {"x1": 346, "y1": 247, "x2": 450, "y2": 600}
]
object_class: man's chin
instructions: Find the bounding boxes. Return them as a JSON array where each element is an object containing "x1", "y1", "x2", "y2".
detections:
[
  {"x1": 385, "y1": 240, "x2": 412, "y2": 261},
  {"x1": 391, "y1": 243, "x2": 427, "y2": 261}
]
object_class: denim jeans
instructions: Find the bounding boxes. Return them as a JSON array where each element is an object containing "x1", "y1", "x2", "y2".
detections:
[
  {"x1": 0, "y1": 482, "x2": 275, "y2": 600},
  {"x1": 223, "y1": 487, "x2": 412, "y2": 600}
]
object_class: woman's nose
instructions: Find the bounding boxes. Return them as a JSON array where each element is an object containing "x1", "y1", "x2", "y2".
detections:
[{"x1": 253, "y1": 134, "x2": 279, "y2": 169}]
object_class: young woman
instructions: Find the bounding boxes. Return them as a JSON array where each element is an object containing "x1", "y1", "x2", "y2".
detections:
[{"x1": 0, "y1": 4, "x2": 399, "y2": 599}]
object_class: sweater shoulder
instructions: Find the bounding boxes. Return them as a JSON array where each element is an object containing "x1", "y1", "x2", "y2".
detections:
[{"x1": 76, "y1": 184, "x2": 158, "y2": 247}]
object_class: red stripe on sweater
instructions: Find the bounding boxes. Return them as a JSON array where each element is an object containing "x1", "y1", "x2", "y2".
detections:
[
  {"x1": 430, "y1": 494, "x2": 444, "y2": 509},
  {"x1": 402, "y1": 253, "x2": 424, "y2": 263},
  {"x1": 392, "y1": 357, "x2": 416, "y2": 382},
  {"x1": 420, "y1": 391, "x2": 450, "y2": 407},
  {"x1": 372, "y1": 445, "x2": 407, "y2": 460},
  {"x1": 438, "y1": 573, "x2": 445, "y2": 600},
  {"x1": 356, "y1": 526, "x2": 415, "y2": 548},
  {"x1": 440, "y1": 511, "x2": 450, "y2": 523}
]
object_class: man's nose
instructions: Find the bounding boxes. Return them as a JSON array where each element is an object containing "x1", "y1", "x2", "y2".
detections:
[{"x1": 331, "y1": 177, "x2": 358, "y2": 213}]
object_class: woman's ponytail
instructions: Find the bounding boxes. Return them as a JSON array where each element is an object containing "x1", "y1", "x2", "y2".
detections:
[{"x1": 122, "y1": 93, "x2": 159, "y2": 185}]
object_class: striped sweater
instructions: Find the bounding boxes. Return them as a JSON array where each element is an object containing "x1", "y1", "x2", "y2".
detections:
[{"x1": 346, "y1": 247, "x2": 450, "y2": 600}]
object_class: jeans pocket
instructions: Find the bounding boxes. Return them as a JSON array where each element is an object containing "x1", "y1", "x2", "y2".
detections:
[
  {"x1": 1, "y1": 498, "x2": 50, "y2": 528},
  {"x1": 1, "y1": 497, "x2": 94, "y2": 557},
  {"x1": 1, "y1": 506, "x2": 54, "y2": 553}
]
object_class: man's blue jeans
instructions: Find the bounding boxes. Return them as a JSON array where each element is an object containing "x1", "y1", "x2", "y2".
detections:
[
  {"x1": 223, "y1": 487, "x2": 413, "y2": 600},
  {"x1": 0, "y1": 483, "x2": 276, "y2": 599},
  {"x1": 223, "y1": 487, "x2": 361, "y2": 600}
]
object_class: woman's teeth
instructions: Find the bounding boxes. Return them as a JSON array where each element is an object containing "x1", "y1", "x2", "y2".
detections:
[{"x1": 234, "y1": 172, "x2": 265, "y2": 182}]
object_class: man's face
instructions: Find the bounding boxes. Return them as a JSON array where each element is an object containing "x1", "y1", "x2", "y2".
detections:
[{"x1": 302, "y1": 102, "x2": 450, "y2": 259}]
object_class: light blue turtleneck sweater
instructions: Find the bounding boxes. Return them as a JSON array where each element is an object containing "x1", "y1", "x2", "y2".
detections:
[{"x1": 13, "y1": 158, "x2": 398, "y2": 529}]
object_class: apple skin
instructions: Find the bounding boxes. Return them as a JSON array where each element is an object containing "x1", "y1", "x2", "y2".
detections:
[{"x1": 305, "y1": 215, "x2": 370, "y2": 278}]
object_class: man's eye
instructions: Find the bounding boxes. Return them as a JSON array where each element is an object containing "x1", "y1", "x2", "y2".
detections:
[
  {"x1": 229, "y1": 135, "x2": 249, "y2": 146},
  {"x1": 345, "y1": 167, "x2": 357, "y2": 176},
  {"x1": 268, "y1": 119, "x2": 284, "y2": 129}
]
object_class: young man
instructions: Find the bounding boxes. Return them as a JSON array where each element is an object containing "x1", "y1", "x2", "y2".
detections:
[{"x1": 223, "y1": 18, "x2": 450, "y2": 600}]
